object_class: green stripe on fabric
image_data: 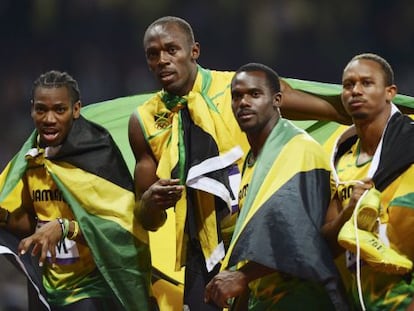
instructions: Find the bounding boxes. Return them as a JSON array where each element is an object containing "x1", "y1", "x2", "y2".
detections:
[
  {"x1": 232, "y1": 119, "x2": 302, "y2": 239},
  {"x1": 50, "y1": 173, "x2": 151, "y2": 311},
  {"x1": 81, "y1": 93, "x2": 155, "y2": 174},
  {"x1": 45, "y1": 269, "x2": 112, "y2": 307},
  {"x1": 177, "y1": 111, "x2": 186, "y2": 184},
  {"x1": 0, "y1": 132, "x2": 35, "y2": 202},
  {"x1": 390, "y1": 193, "x2": 414, "y2": 209},
  {"x1": 198, "y1": 66, "x2": 220, "y2": 113},
  {"x1": 292, "y1": 120, "x2": 341, "y2": 144}
]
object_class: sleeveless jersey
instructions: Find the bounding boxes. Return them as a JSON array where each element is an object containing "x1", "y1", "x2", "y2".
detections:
[{"x1": 25, "y1": 155, "x2": 109, "y2": 306}]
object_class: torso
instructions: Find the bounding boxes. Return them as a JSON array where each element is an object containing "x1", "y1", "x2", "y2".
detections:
[{"x1": 24, "y1": 156, "x2": 97, "y2": 299}]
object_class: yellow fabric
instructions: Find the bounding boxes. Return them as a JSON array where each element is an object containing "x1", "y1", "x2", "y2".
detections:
[
  {"x1": 45, "y1": 160, "x2": 148, "y2": 244},
  {"x1": 333, "y1": 118, "x2": 414, "y2": 310},
  {"x1": 137, "y1": 68, "x2": 249, "y2": 270},
  {"x1": 237, "y1": 160, "x2": 254, "y2": 210},
  {"x1": 336, "y1": 141, "x2": 371, "y2": 206},
  {"x1": 222, "y1": 133, "x2": 332, "y2": 269},
  {"x1": 152, "y1": 279, "x2": 184, "y2": 311},
  {"x1": 322, "y1": 124, "x2": 349, "y2": 155},
  {"x1": 25, "y1": 160, "x2": 96, "y2": 295},
  {"x1": 0, "y1": 163, "x2": 25, "y2": 212}
]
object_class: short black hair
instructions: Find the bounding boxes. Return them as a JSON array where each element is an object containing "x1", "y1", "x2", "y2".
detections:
[
  {"x1": 348, "y1": 53, "x2": 394, "y2": 86},
  {"x1": 144, "y1": 16, "x2": 195, "y2": 46},
  {"x1": 32, "y1": 70, "x2": 80, "y2": 104},
  {"x1": 233, "y1": 62, "x2": 281, "y2": 93}
]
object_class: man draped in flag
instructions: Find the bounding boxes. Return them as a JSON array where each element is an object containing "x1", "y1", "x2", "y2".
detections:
[
  {"x1": 129, "y1": 16, "x2": 352, "y2": 310},
  {"x1": 204, "y1": 63, "x2": 349, "y2": 310},
  {"x1": 0, "y1": 71, "x2": 152, "y2": 310},
  {"x1": 322, "y1": 53, "x2": 414, "y2": 310}
]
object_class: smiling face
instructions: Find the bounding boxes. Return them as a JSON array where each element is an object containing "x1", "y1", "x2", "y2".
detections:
[
  {"x1": 341, "y1": 58, "x2": 396, "y2": 122},
  {"x1": 231, "y1": 70, "x2": 281, "y2": 138},
  {"x1": 144, "y1": 22, "x2": 200, "y2": 96},
  {"x1": 31, "y1": 86, "x2": 80, "y2": 147}
]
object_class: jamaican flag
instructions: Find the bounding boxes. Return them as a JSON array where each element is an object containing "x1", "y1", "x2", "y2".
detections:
[
  {"x1": 78, "y1": 78, "x2": 414, "y2": 311},
  {"x1": 0, "y1": 116, "x2": 151, "y2": 311},
  {"x1": 135, "y1": 67, "x2": 246, "y2": 273},
  {"x1": 221, "y1": 119, "x2": 349, "y2": 310},
  {"x1": 1, "y1": 77, "x2": 411, "y2": 311}
]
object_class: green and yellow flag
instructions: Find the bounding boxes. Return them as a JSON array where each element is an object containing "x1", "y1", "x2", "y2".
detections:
[
  {"x1": 0, "y1": 116, "x2": 151, "y2": 311},
  {"x1": 221, "y1": 119, "x2": 348, "y2": 309}
]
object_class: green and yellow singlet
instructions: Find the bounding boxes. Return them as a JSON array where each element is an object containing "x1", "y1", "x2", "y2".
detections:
[
  {"x1": 336, "y1": 140, "x2": 414, "y2": 311},
  {"x1": 24, "y1": 153, "x2": 110, "y2": 306}
]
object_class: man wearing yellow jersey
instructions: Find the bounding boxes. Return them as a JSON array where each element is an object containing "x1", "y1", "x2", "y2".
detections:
[
  {"x1": 204, "y1": 63, "x2": 349, "y2": 310},
  {"x1": 322, "y1": 53, "x2": 414, "y2": 310},
  {"x1": 0, "y1": 71, "x2": 151, "y2": 310},
  {"x1": 129, "y1": 16, "x2": 351, "y2": 311}
]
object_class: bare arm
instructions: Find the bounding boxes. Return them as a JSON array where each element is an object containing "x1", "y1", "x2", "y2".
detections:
[
  {"x1": 280, "y1": 79, "x2": 352, "y2": 125},
  {"x1": 321, "y1": 195, "x2": 348, "y2": 256},
  {"x1": 204, "y1": 261, "x2": 274, "y2": 308},
  {"x1": 322, "y1": 180, "x2": 373, "y2": 256},
  {"x1": 128, "y1": 112, "x2": 184, "y2": 231},
  {"x1": 17, "y1": 216, "x2": 86, "y2": 267},
  {"x1": 0, "y1": 206, "x2": 36, "y2": 238}
]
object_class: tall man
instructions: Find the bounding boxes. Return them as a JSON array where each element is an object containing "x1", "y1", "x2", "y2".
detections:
[
  {"x1": 322, "y1": 53, "x2": 414, "y2": 310},
  {"x1": 0, "y1": 70, "x2": 151, "y2": 310},
  {"x1": 128, "y1": 16, "x2": 348, "y2": 310},
  {"x1": 204, "y1": 63, "x2": 348, "y2": 310}
]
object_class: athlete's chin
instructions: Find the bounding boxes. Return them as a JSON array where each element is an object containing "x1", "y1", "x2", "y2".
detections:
[
  {"x1": 239, "y1": 123, "x2": 260, "y2": 134},
  {"x1": 162, "y1": 81, "x2": 183, "y2": 95},
  {"x1": 351, "y1": 112, "x2": 369, "y2": 120}
]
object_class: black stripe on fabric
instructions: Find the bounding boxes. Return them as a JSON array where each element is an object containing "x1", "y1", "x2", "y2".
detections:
[
  {"x1": 174, "y1": 108, "x2": 231, "y2": 241},
  {"x1": 229, "y1": 169, "x2": 335, "y2": 282},
  {"x1": 228, "y1": 169, "x2": 351, "y2": 309},
  {"x1": 373, "y1": 113, "x2": 414, "y2": 191},
  {"x1": 0, "y1": 228, "x2": 48, "y2": 311},
  {"x1": 49, "y1": 116, "x2": 134, "y2": 192}
]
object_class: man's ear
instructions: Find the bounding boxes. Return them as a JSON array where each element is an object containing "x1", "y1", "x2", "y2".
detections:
[
  {"x1": 73, "y1": 100, "x2": 82, "y2": 119},
  {"x1": 273, "y1": 92, "x2": 282, "y2": 110},
  {"x1": 386, "y1": 84, "x2": 397, "y2": 102},
  {"x1": 191, "y1": 42, "x2": 200, "y2": 61}
]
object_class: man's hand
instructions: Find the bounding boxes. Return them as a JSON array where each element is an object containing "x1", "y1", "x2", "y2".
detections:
[
  {"x1": 204, "y1": 270, "x2": 248, "y2": 308},
  {"x1": 137, "y1": 178, "x2": 184, "y2": 231},
  {"x1": 343, "y1": 178, "x2": 374, "y2": 221},
  {"x1": 18, "y1": 219, "x2": 62, "y2": 267},
  {"x1": 142, "y1": 178, "x2": 184, "y2": 211}
]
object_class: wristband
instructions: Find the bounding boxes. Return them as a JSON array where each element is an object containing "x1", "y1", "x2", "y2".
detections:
[
  {"x1": 57, "y1": 218, "x2": 69, "y2": 241},
  {"x1": 67, "y1": 220, "x2": 79, "y2": 240}
]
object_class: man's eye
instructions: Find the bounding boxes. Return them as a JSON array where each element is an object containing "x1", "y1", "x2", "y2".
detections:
[
  {"x1": 147, "y1": 51, "x2": 158, "y2": 59},
  {"x1": 35, "y1": 107, "x2": 45, "y2": 113},
  {"x1": 342, "y1": 82, "x2": 353, "y2": 89},
  {"x1": 232, "y1": 93, "x2": 241, "y2": 100}
]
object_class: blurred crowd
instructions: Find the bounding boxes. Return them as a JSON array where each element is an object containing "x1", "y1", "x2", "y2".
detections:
[
  {"x1": 1, "y1": 0, "x2": 414, "y2": 309},
  {"x1": 2, "y1": 0, "x2": 414, "y2": 169}
]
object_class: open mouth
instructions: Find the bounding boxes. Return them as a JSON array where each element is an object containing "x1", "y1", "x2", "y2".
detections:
[{"x1": 41, "y1": 130, "x2": 59, "y2": 144}]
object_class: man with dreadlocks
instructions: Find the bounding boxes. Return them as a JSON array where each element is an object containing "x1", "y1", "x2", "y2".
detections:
[{"x1": 0, "y1": 70, "x2": 152, "y2": 311}]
